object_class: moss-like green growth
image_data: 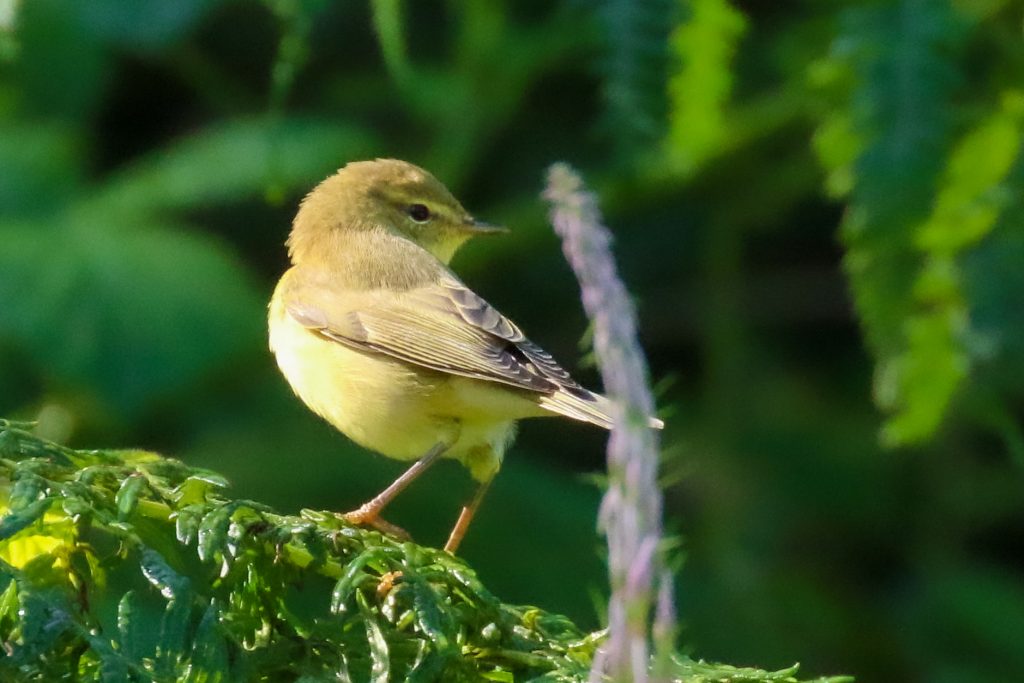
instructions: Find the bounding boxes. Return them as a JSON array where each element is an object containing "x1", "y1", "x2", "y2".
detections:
[{"x1": 0, "y1": 420, "x2": 849, "y2": 682}]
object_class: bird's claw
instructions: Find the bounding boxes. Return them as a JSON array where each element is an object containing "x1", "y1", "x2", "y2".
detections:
[
  {"x1": 376, "y1": 570, "x2": 403, "y2": 597},
  {"x1": 341, "y1": 506, "x2": 412, "y2": 541}
]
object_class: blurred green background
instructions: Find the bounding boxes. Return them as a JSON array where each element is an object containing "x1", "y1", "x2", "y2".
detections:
[{"x1": 2, "y1": 0, "x2": 1023, "y2": 680}]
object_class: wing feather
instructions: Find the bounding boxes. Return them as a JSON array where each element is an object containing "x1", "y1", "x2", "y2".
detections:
[{"x1": 280, "y1": 270, "x2": 617, "y2": 426}]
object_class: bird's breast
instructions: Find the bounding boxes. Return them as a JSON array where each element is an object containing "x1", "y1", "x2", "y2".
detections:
[{"x1": 268, "y1": 293, "x2": 522, "y2": 476}]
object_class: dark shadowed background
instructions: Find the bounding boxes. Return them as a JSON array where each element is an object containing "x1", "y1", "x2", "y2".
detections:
[{"x1": 2, "y1": 1, "x2": 1023, "y2": 681}]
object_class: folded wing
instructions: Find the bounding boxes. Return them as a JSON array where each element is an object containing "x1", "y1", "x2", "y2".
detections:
[{"x1": 283, "y1": 271, "x2": 617, "y2": 429}]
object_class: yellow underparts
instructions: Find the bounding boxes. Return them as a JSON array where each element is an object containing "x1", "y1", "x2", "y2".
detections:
[{"x1": 268, "y1": 291, "x2": 535, "y2": 482}]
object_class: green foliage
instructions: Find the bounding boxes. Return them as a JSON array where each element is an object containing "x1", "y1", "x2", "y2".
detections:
[
  {"x1": 811, "y1": 1, "x2": 1024, "y2": 446},
  {"x1": 84, "y1": 118, "x2": 374, "y2": 219},
  {"x1": 0, "y1": 115, "x2": 376, "y2": 418},
  {"x1": 0, "y1": 420, "x2": 591, "y2": 681},
  {"x1": 665, "y1": 0, "x2": 746, "y2": 172},
  {"x1": 1, "y1": 1, "x2": 1023, "y2": 680},
  {"x1": 265, "y1": 0, "x2": 326, "y2": 114},
  {"x1": 0, "y1": 221, "x2": 258, "y2": 417},
  {"x1": 881, "y1": 93, "x2": 1024, "y2": 445},
  {"x1": 370, "y1": 0, "x2": 411, "y2": 86},
  {"x1": 599, "y1": 0, "x2": 675, "y2": 156},
  {"x1": 0, "y1": 421, "x2": 844, "y2": 682}
]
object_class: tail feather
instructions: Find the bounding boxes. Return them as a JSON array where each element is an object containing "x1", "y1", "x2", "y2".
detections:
[{"x1": 538, "y1": 390, "x2": 663, "y2": 430}]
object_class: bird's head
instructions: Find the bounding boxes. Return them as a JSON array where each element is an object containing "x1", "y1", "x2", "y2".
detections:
[{"x1": 288, "y1": 159, "x2": 505, "y2": 265}]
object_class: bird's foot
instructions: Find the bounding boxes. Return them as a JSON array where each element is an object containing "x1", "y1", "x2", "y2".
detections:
[
  {"x1": 376, "y1": 570, "x2": 403, "y2": 597},
  {"x1": 340, "y1": 505, "x2": 411, "y2": 542}
]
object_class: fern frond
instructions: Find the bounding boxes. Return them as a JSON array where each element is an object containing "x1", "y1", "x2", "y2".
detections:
[
  {"x1": 881, "y1": 92, "x2": 1024, "y2": 444},
  {"x1": 599, "y1": 0, "x2": 676, "y2": 157},
  {"x1": 665, "y1": 0, "x2": 747, "y2": 172},
  {"x1": 812, "y1": 1, "x2": 987, "y2": 445},
  {"x1": 0, "y1": 420, "x2": 847, "y2": 682}
]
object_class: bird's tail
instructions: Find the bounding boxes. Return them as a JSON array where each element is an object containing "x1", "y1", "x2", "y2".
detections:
[{"x1": 538, "y1": 390, "x2": 663, "y2": 430}]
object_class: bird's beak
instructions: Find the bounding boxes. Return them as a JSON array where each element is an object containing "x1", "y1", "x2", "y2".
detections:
[{"x1": 464, "y1": 218, "x2": 508, "y2": 235}]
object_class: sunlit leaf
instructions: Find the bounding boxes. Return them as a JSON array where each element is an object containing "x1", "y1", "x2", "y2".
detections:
[
  {"x1": 175, "y1": 505, "x2": 204, "y2": 546},
  {"x1": 812, "y1": 113, "x2": 861, "y2": 198},
  {"x1": 115, "y1": 474, "x2": 147, "y2": 522},
  {"x1": 916, "y1": 92, "x2": 1024, "y2": 253},
  {"x1": 140, "y1": 547, "x2": 189, "y2": 600},
  {"x1": 813, "y1": 1, "x2": 980, "y2": 445},
  {"x1": 0, "y1": 497, "x2": 51, "y2": 542},
  {"x1": 196, "y1": 503, "x2": 234, "y2": 564},
  {"x1": 665, "y1": 0, "x2": 746, "y2": 171},
  {"x1": 882, "y1": 93, "x2": 1024, "y2": 445}
]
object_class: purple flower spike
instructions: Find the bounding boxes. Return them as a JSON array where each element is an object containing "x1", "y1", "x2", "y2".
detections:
[{"x1": 544, "y1": 163, "x2": 673, "y2": 683}]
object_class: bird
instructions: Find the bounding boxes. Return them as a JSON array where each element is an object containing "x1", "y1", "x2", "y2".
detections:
[{"x1": 268, "y1": 159, "x2": 661, "y2": 553}]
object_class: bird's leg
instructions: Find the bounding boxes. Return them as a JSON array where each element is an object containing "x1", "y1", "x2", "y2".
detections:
[
  {"x1": 444, "y1": 476, "x2": 494, "y2": 554},
  {"x1": 343, "y1": 442, "x2": 447, "y2": 539}
]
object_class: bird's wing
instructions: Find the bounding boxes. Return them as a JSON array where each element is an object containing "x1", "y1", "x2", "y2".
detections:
[{"x1": 282, "y1": 271, "x2": 615, "y2": 427}]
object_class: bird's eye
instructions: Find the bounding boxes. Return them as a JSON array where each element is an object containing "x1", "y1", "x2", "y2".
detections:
[{"x1": 407, "y1": 204, "x2": 431, "y2": 223}]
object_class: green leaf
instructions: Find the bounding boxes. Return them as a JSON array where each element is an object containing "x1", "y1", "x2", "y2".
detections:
[
  {"x1": 0, "y1": 496, "x2": 51, "y2": 541},
  {"x1": 15, "y1": 586, "x2": 71, "y2": 664},
  {"x1": 813, "y1": 1, "x2": 975, "y2": 445},
  {"x1": 408, "y1": 572, "x2": 453, "y2": 653},
  {"x1": 115, "y1": 475, "x2": 147, "y2": 522},
  {"x1": 68, "y1": 0, "x2": 219, "y2": 51},
  {"x1": 116, "y1": 590, "x2": 146, "y2": 664},
  {"x1": 8, "y1": 471, "x2": 47, "y2": 511},
  {"x1": 174, "y1": 475, "x2": 229, "y2": 508},
  {"x1": 0, "y1": 576, "x2": 18, "y2": 622},
  {"x1": 358, "y1": 590, "x2": 391, "y2": 683},
  {"x1": 599, "y1": 0, "x2": 675, "y2": 155},
  {"x1": 330, "y1": 549, "x2": 379, "y2": 614},
  {"x1": 80, "y1": 624, "x2": 131, "y2": 683},
  {"x1": 0, "y1": 221, "x2": 263, "y2": 417},
  {"x1": 406, "y1": 639, "x2": 450, "y2": 683},
  {"x1": 0, "y1": 123, "x2": 83, "y2": 219},
  {"x1": 186, "y1": 600, "x2": 229, "y2": 683},
  {"x1": 878, "y1": 294, "x2": 969, "y2": 445},
  {"x1": 140, "y1": 547, "x2": 189, "y2": 600},
  {"x1": 81, "y1": 117, "x2": 378, "y2": 221},
  {"x1": 916, "y1": 91, "x2": 1024, "y2": 253},
  {"x1": 812, "y1": 113, "x2": 861, "y2": 198},
  {"x1": 197, "y1": 503, "x2": 234, "y2": 564},
  {"x1": 882, "y1": 92, "x2": 1024, "y2": 445},
  {"x1": 665, "y1": 0, "x2": 747, "y2": 171},
  {"x1": 371, "y1": 0, "x2": 411, "y2": 85},
  {"x1": 10, "y1": 0, "x2": 109, "y2": 121},
  {"x1": 156, "y1": 595, "x2": 193, "y2": 679},
  {"x1": 0, "y1": 422, "x2": 844, "y2": 681},
  {"x1": 964, "y1": 206, "x2": 1024, "y2": 384},
  {"x1": 174, "y1": 505, "x2": 205, "y2": 546}
]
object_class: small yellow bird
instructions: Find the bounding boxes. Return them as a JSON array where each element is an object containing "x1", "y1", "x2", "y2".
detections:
[{"x1": 269, "y1": 159, "x2": 659, "y2": 553}]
